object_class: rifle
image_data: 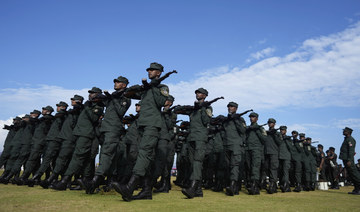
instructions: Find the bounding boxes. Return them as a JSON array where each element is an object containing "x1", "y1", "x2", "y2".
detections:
[
  {"x1": 142, "y1": 70, "x2": 178, "y2": 89},
  {"x1": 238, "y1": 109, "x2": 253, "y2": 117},
  {"x1": 201, "y1": 96, "x2": 224, "y2": 107}
]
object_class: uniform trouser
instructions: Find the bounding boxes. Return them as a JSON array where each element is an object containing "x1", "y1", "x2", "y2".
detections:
[
  {"x1": 245, "y1": 148, "x2": 261, "y2": 181},
  {"x1": 310, "y1": 161, "x2": 317, "y2": 183},
  {"x1": 53, "y1": 139, "x2": 75, "y2": 175},
  {"x1": 343, "y1": 160, "x2": 360, "y2": 189},
  {"x1": 64, "y1": 136, "x2": 93, "y2": 176},
  {"x1": 23, "y1": 143, "x2": 46, "y2": 176},
  {"x1": 115, "y1": 141, "x2": 127, "y2": 178},
  {"x1": 327, "y1": 165, "x2": 338, "y2": 185},
  {"x1": 292, "y1": 159, "x2": 302, "y2": 184},
  {"x1": 302, "y1": 159, "x2": 311, "y2": 183},
  {"x1": 124, "y1": 143, "x2": 139, "y2": 179},
  {"x1": 279, "y1": 159, "x2": 290, "y2": 184},
  {"x1": 152, "y1": 138, "x2": 169, "y2": 181},
  {"x1": 36, "y1": 140, "x2": 62, "y2": 175},
  {"x1": 188, "y1": 139, "x2": 207, "y2": 181},
  {"x1": 4, "y1": 144, "x2": 22, "y2": 172},
  {"x1": 132, "y1": 126, "x2": 160, "y2": 177},
  {"x1": 225, "y1": 145, "x2": 241, "y2": 181},
  {"x1": 95, "y1": 131, "x2": 120, "y2": 177},
  {"x1": 265, "y1": 154, "x2": 279, "y2": 182},
  {"x1": 211, "y1": 151, "x2": 226, "y2": 183},
  {"x1": 0, "y1": 145, "x2": 12, "y2": 168},
  {"x1": 162, "y1": 140, "x2": 176, "y2": 179},
  {"x1": 238, "y1": 148, "x2": 246, "y2": 183},
  {"x1": 10, "y1": 143, "x2": 31, "y2": 174}
]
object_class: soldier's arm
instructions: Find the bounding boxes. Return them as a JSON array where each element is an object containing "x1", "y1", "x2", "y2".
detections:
[
  {"x1": 256, "y1": 127, "x2": 268, "y2": 144},
  {"x1": 234, "y1": 117, "x2": 246, "y2": 135},
  {"x1": 114, "y1": 97, "x2": 131, "y2": 118},
  {"x1": 123, "y1": 85, "x2": 143, "y2": 100},
  {"x1": 348, "y1": 138, "x2": 356, "y2": 159},
  {"x1": 201, "y1": 106, "x2": 212, "y2": 126}
]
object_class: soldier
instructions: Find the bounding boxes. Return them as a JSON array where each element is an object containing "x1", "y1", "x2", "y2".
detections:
[
  {"x1": 0, "y1": 115, "x2": 31, "y2": 184},
  {"x1": 278, "y1": 126, "x2": 291, "y2": 192},
  {"x1": 28, "y1": 102, "x2": 68, "y2": 186},
  {"x1": 52, "y1": 87, "x2": 104, "y2": 190},
  {"x1": 173, "y1": 121, "x2": 190, "y2": 188},
  {"x1": 0, "y1": 117, "x2": 22, "y2": 170},
  {"x1": 153, "y1": 95, "x2": 178, "y2": 193},
  {"x1": 6, "y1": 110, "x2": 41, "y2": 184},
  {"x1": 174, "y1": 88, "x2": 212, "y2": 199},
  {"x1": 316, "y1": 144, "x2": 326, "y2": 181},
  {"x1": 17, "y1": 107, "x2": 54, "y2": 185},
  {"x1": 245, "y1": 112, "x2": 267, "y2": 195},
  {"x1": 356, "y1": 159, "x2": 360, "y2": 172},
  {"x1": 339, "y1": 127, "x2": 360, "y2": 195},
  {"x1": 327, "y1": 147, "x2": 339, "y2": 189},
  {"x1": 264, "y1": 118, "x2": 281, "y2": 194},
  {"x1": 85, "y1": 76, "x2": 131, "y2": 194},
  {"x1": 290, "y1": 131, "x2": 303, "y2": 192},
  {"x1": 304, "y1": 137, "x2": 317, "y2": 191},
  {"x1": 112, "y1": 62, "x2": 170, "y2": 201},
  {"x1": 39, "y1": 95, "x2": 84, "y2": 188},
  {"x1": 221, "y1": 102, "x2": 246, "y2": 196}
]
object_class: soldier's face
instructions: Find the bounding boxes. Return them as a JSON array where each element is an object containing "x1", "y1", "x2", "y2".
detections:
[
  {"x1": 135, "y1": 105, "x2": 141, "y2": 113},
  {"x1": 196, "y1": 92, "x2": 206, "y2": 101},
  {"x1": 147, "y1": 69, "x2": 161, "y2": 79},
  {"x1": 250, "y1": 116, "x2": 257, "y2": 123},
  {"x1": 280, "y1": 129, "x2": 287, "y2": 135},
  {"x1": 227, "y1": 106, "x2": 237, "y2": 114},
  {"x1": 292, "y1": 133, "x2": 298, "y2": 138},
  {"x1": 71, "y1": 100, "x2": 77, "y2": 106},
  {"x1": 89, "y1": 93, "x2": 96, "y2": 100},
  {"x1": 42, "y1": 109, "x2": 48, "y2": 115},
  {"x1": 30, "y1": 113, "x2": 38, "y2": 119},
  {"x1": 268, "y1": 122, "x2": 275, "y2": 128},
  {"x1": 164, "y1": 100, "x2": 173, "y2": 108},
  {"x1": 114, "y1": 82, "x2": 127, "y2": 90}
]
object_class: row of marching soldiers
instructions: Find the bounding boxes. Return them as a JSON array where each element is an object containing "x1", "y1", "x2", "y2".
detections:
[
  {"x1": 1, "y1": 62, "x2": 359, "y2": 201},
  {"x1": 174, "y1": 103, "x2": 320, "y2": 196}
]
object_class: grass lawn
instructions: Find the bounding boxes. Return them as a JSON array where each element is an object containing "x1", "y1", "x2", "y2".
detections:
[{"x1": 0, "y1": 177, "x2": 359, "y2": 212}]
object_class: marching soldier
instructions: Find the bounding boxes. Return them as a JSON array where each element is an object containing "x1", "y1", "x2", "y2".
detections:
[{"x1": 278, "y1": 126, "x2": 291, "y2": 192}]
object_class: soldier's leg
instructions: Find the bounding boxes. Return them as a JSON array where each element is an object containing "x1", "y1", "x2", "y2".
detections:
[
  {"x1": 0, "y1": 145, "x2": 12, "y2": 168},
  {"x1": 151, "y1": 139, "x2": 168, "y2": 182},
  {"x1": 64, "y1": 136, "x2": 93, "y2": 177},
  {"x1": 10, "y1": 143, "x2": 31, "y2": 177},
  {"x1": 344, "y1": 160, "x2": 360, "y2": 191},
  {"x1": 52, "y1": 140, "x2": 75, "y2": 175},
  {"x1": 35, "y1": 140, "x2": 62, "y2": 176},
  {"x1": 95, "y1": 132, "x2": 120, "y2": 177}
]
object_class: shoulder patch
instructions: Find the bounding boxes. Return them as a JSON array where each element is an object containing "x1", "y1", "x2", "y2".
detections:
[
  {"x1": 261, "y1": 128, "x2": 267, "y2": 136},
  {"x1": 122, "y1": 101, "x2": 127, "y2": 106},
  {"x1": 242, "y1": 122, "x2": 246, "y2": 128},
  {"x1": 160, "y1": 86, "x2": 169, "y2": 97},
  {"x1": 349, "y1": 142, "x2": 353, "y2": 147},
  {"x1": 206, "y1": 108, "x2": 213, "y2": 117}
]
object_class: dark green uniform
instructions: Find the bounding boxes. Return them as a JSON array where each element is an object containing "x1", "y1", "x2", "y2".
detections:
[
  {"x1": 303, "y1": 142, "x2": 313, "y2": 189},
  {"x1": 123, "y1": 115, "x2": 141, "y2": 180},
  {"x1": 0, "y1": 124, "x2": 19, "y2": 169},
  {"x1": 64, "y1": 101, "x2": 104, "y2": 177},
  {"x1": 265, "y1": 129, "x2": 281, "y2": 185},
  {"x1": 245, "y1": 123, "x2": 267, "y2": 182},
  {"x1": 290, "y1": 137, "x2": 303, "y2": 186},
  {"x1": 52, "y1": 105, "x2": 83, "y2": 175},
  {"x1": 127, "y1": 83, "x2": 169, "y2": 177},
  {"x1": 96, "y1": 90, "x2": 130, "y2": 177},
  {"x1": 222, "y1": 114, "x2": 246, "y2": 184},
  {"x1": 9, "y1": 117, "x2": 38, "y2": 176},
  {"x1": 35, "y1": 110, "x2": 67, "y2": 176},
  {"x1": 339, "y1": 135, "x2": 360, "y2": 192},
  {"x1": 278, "y1": 134, "x2": 291, "y2": 189},
  {"x1": 21, "y1": 115, "x2": 54, "y2": 179}
]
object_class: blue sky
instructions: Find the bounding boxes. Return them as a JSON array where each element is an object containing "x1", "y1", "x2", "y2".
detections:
[{"x1": 1, "y1": 0, "x2": 360, "y2": 162}]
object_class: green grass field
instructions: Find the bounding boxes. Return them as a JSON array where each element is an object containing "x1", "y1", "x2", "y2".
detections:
[{"x1": 0, "y1": 177, "x2": 359, "y2": 212}]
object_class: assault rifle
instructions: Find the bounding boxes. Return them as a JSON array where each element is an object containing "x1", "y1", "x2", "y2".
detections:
[
  {"x1": 142, "y1": 70, "x2": 178, "y2": 89},
  {"x1": 173, "y1": 96, "x2": 225, "y2": 114}
]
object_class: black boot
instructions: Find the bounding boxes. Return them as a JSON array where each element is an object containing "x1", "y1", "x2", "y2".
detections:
[
  {"x1": 1, "y1": 172, "x2": 14, "y2": 185},
  {"x1": 52, "y1": 175, "x2": 71, "y2": 191},
  {"x1": 132, "y1": 177, "x2": 153, "y2": 200},
  {"x1": 28, "y1": 174, "x2": 42, "y2": 187},
  {"x1": 153, "y1": 177, "x2": 163, "y2": 190},
  {"x1": 17, "y1": 171, "x2": 31, "y2": 186},
  {"x1": 226, "y1": 180, "x2": 237, "y2": 196},
  {"x1": 154, "y1": 177, "x2": 170, "y2": 193},
  {"x1": 293, "y1": 183, "x2": 301, "y2": 192},
  {"x1": 86, "y1": 175, "x2": 102, "y2": 194},
  {"x1": 112, "y1": 175, "x2": 140, "y2": 202},
  {"x1": 284, "y1": 182, "x2": 291, "y2": 192},
  {"x1": 267, "y1": 181, "x2": 274, "y2": 194},
  {"x1": 40, "y1": 173, "x2": 58, "y2": 189},
  {"x1": 0, "y1": 170, "x2": 10, "y2": 184},
  {"x1": 253, "y1": 181, "x2": 260, "y2": 195},
  {"x1": 234, "y1": 181, "x2": 241, "y2": 195},
  {"x1": 211, "y1": 180, "x2": 224, "y2": 192},
  {"x1": 182, "y1": 180, "x2": 199, "y2": 199},
  {"x1": 194, "y1": 182, "x2": 203, "y2": 197}
]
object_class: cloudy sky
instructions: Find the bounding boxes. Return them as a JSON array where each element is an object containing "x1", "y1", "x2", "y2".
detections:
[{"x1": 1, "y1": 1, "x2": 360, "y2": 161}]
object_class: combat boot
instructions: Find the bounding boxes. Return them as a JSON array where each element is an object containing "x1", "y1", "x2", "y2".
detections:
[
  {"x1": 153, "y1": 177, "x2": 163, "y2": 190},
  {"x1": 40, "y1": 173, "x2": 58, "y2": 189},
  {"x1": 28, "y1": 174, "x2": 42, "y2": 187},
  {"x1": 112, "y1": 175, "x2": 140, "y2": 202},
  {"x1": 1, "y1": 172, "x2": 13, "y2": 185},
  {"x1": 182, "y1": 180, "x2": 199, "y2": 199},
  {"x1": 153, "y1": 177, "x2": 170, "y2": 193},
  {"x1": 52, "y1": 175, "x2": 71, "y2": 191},
  {"x1": 267, "y1": 181, "x2": 274, "y2": 194},
  {"x1": 211, "y1": 180, "x2": 224, "y2": 192},
  {"x1": 0, "y1": 170, "x2": 10, "y2": 184},
  {"x1": 293, "y1": 183, "x2": 301, "y2": 192},
  {"x1": 194, "y1": 182, "x2": 203, "y2": 197},
  {"x1": 225, "y1": 180, "x2": 237, "y2": 196},
  {"x1": 234, "y1": 181, "x2": 241, "y2": 195},
  {"x1": 86, "y1": 175, "x2": 102, "y2": 194},
  {"x1": 132, "y1": 177, "x2": 153, "y2": 200}
]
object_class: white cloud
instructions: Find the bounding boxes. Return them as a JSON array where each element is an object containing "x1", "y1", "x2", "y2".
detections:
[
  {"x1": 249, "y1": 47, "x2": 275, "y2": 60},
  {"x1": 168, "y1": 21, "x2": 360, "y2": 114},
  {"x1": 333, "y1": 118, "x2": 360, "y2": 129}
]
